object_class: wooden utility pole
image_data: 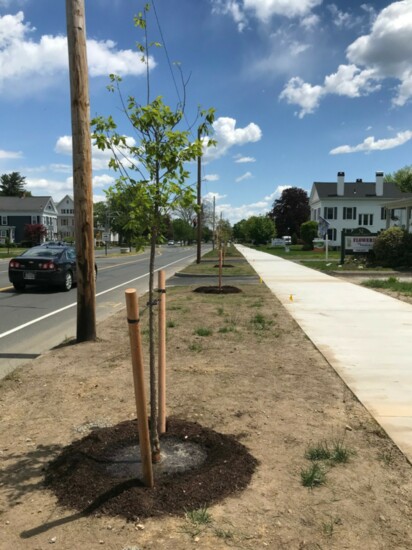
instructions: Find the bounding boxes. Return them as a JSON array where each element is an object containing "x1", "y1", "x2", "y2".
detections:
[
  {"x1": 196, "y1": 127, "x2": 202, "y2": 264},
  {"x1": 66, "y1": 0, "x2": 96, "y2": 341}
]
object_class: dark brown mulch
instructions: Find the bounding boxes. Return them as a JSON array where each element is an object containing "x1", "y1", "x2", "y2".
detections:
[
  {"x1": 45, "y1": 417, "x2": 258, "y2": 521},
  {"x1": 193, "y1": 286, "x2": 242, "y2": 294},
  {"x1": 213, "y1": 264, "x2": 234, "y2": 268}
]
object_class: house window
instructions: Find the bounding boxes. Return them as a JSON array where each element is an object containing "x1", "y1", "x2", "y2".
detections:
[
  {"x1": 1, "y1": 216, "x2": 7, "y2": 225},
  {"x1": 324, "y1": 207, "x2": 337, "y2": 220},
  {"x1": 381, "y1": 207, "x2": 387, "y2": 220},
  {"x1": 358, "y1": 214, "x2": 374, "y2": 226},
  {"x1": 343, "y1": 207, "x2": 357, "y2": 220},
  {"x1": 31, "y1": 216, "x2": 37, "y2": 224},
  {"x1": 327, "y1": 228, "x2": 337, "y2": 241}
]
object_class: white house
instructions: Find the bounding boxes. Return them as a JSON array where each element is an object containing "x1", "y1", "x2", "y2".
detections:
[
  {"x1": 56, "y1": 195, "x2": 75, "y2": 241},
  {"x1": 309, "y1": 172, "x2": 412, "y2": 246}
]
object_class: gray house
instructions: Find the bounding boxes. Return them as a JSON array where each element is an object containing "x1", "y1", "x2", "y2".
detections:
[{"x1": 0, "y1": 196, "x2": 58, "y2": 244}]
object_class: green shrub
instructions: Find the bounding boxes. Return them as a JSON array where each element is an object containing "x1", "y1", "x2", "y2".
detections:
[
  {"x1": 300, "y1": 221, "x2": 318, "y2": 251},
  {"x1": 373, "y1": 227, "x2": 412, "y2": 267}
]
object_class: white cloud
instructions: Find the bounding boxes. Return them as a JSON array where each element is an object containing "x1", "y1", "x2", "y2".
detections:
[
  {"x1": 203, "y1": 174, "x2": 220, "y2": 182},
  {"x1": 212, "y1": 0, "x2": 322, "y2": 32},
  {"x1": 203, "y1": 191, "x2": 227, "y2": 202},
  {"x1": 0, "y1": 149, "x2": 23, "y2": 159},
  {"x1": 300, "y1": 14, "x2": 320, "y2": 30},
  {"x1": 211, "y1": 0, "x2": 248, "y2": 32},
  {"x1": 279, "y1": 77, "x2": 324, "y2": 118},
  {"x1": 323, "y1": 64, "x2": 379, "y2": 97},
  {"x1": 327, "y1": 4, "x2": 361, "y2": 28},
  {"x1": 234, "y1": 156, "x2": 256, "y2": 163},
  {"x1": 55, "y1": 135, "x2": 137, "y2": 171},
  {"x1": 280, "y1": 1, "x2": 412, "y2": 115},
  {"x1": 215, "y1": 184, "x2": 290, "y2": 223},
  {"x1": 236, "y1": 171, "x2": 253, "y2": 182},
  {"x1": 93, "y1": 174, "x2": 115, "y2": 188},
  {"x1": 203, "y1": 117, "x2": 262, "y2": 161},
  {"x1": 330, "y1": 130, "x2": 412, "y2": 155},
  {"x1": 0, "y1": 12, "x2": 153, "y2": 96},
  {"x1": 26, "y1": 177, "x2": 74, "y2": 200},
  {"x1": 243, "y1": 0, "x2": 323, "y2": 20},
  {"x1": 25, "y1": 172, "x2": 115, "y2": 202}
]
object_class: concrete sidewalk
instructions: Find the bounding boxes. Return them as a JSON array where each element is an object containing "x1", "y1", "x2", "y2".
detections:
[{"x1": 237, "y1": 244, "x2": 412, "y2": 463}]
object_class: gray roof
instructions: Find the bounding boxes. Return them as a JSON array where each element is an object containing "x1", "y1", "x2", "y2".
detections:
[
  {"x1": 0, "y1": 196, "x2": 55, "y2": 212},
  {"x1": 313, "y1": 181, "x2": 412, "y2": 199}
]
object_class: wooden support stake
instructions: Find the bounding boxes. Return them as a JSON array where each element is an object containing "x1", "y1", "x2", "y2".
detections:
[
  {"x1": 219, "y1": 248, "x2": 223, "y2": 291},
  {"x1": 158, "y1": 270, "x2": 167, "y2": 434},
  {"x1": 125, "y1": 289, "x2": 154, "y2": 488}
]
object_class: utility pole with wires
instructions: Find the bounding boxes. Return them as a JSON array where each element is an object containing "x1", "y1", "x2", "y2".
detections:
[
  {"x1": 196, "y1": 126, "x2": 202, "y2": 264},
  {"x1": 66, "y1": 0, "x2": 96, "y2": 342}
]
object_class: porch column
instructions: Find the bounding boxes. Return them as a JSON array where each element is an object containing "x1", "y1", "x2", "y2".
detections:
[
  {"x1": 407, "y1": 206, "x2": 412, "y2": 233},
  {"x1": 386, "y1": 208, "x2": 391, "y2": 229}
]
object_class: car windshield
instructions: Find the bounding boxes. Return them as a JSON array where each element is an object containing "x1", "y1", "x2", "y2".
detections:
[{"x1": 21, "y1": 247, "x2": 64, "y2": 259}]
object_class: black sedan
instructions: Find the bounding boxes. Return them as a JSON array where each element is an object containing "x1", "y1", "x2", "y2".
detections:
[{"x1": 8, "y1": 245, "x2": 96, "y2": 292}]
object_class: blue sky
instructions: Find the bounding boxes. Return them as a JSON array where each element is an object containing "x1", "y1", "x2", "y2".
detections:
[{"x1": 1, "y1": 0, "x2": 412, "y2": 223}]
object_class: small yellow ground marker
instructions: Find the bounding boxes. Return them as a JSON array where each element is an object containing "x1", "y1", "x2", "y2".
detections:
[{"x1": 289, "y1": 294, "x2": 293, "y2": 301}]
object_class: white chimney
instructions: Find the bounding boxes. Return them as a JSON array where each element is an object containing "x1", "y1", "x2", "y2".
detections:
[
  {"x1": 376, "y1": 171, "x2": 384, "y2": 196},
  {"x1": 337, "y1": 172, "x2": 345, "y2": 196}
]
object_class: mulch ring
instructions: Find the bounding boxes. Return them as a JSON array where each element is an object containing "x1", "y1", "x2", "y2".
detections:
[
  {"x1": 193, "y1": 286, "x2": 242, "y2": 294},
  {"x1": 213, "y1": 264, "x2": 234, "y2": 268},
  {"x1": 45, "y1": 417, "x2": 258, "y2": 520}
]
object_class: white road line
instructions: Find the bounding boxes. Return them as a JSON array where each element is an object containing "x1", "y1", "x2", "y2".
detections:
[{"x1": 0, "y1": 253, "x2": 194, "y2": 340}]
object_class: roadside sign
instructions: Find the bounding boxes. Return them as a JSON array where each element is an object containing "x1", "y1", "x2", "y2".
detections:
[{"x1": 102, "y1": 233, "x2": 110, "y2": 241}]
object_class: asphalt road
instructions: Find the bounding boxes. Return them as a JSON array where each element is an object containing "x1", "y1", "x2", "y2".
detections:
[{"x1": 0, "y1": 245, "x2": 206, "y2": 380}]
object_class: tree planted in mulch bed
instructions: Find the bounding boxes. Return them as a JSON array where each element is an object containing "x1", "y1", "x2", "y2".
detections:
[{"x1": 45, "y1": 418, "x2": 258, "y2": 520}]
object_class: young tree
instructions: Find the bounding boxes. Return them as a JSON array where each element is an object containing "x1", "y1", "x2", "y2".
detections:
[
  {"x1": 92, "y1": 4, "x2": 215, "y2": 463},
  {"x1": 0, "y1": 172, "x2": 31, "y2": 197},
  {"x1": 215, "y1": 218, "x2": 232, "y2": 248},
  {"x1": 269, "y1": 187, "x2": 310, "y2": 238}
]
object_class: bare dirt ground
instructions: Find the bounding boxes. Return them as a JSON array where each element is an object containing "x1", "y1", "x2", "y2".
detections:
[{"x1": 1, "y1": 280, "x2": 412, "y2": 550}]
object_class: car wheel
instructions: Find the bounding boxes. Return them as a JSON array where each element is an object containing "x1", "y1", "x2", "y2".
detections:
[
  {"x1": 13, "y1": 282, "x2": 25, "y2": 291},
  {"x1": 63, "y1": 271, "x2": 73, "y2": 291}
]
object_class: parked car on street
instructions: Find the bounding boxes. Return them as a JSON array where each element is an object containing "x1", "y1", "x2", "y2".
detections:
[{"x1": 8, "y1": 244, "x2": 97, "y2": 292}]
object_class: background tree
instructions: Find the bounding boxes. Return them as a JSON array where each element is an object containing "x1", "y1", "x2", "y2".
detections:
[
  {"x1": 172, "y1": 218, "x2": 194, "y2": 244},
  {"x1": 93, "y1": 201, "x2": 109, "y2": 230},
  {"x1": 384, "y1": 165, "x2": 412, "y2": 192},
  {"x1": 24, "y1": 223, "x2": 47, "y2": 244},
  {"x1": 233, "y1": 219, "x2": 250, "y2": 242},
  {"x1": 245, "y1": 215, "x2": 276, "y2": 245},
  {"x1": 300, "y1": 220, "x2": 318, "y2": 250},
  {"x1": 269, "y1": 187, "x2": 310, "y2": 239},
  {"x1": 0, "y1": 172, "x2": 31, "y2": 197},
  {"x1": 92, "y1": 4, "x2": 215, "y2": 464}
]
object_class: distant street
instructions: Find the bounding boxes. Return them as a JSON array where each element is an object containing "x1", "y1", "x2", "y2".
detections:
[{"x1": 0, "y1": 245, "x2": 207, "y2": 379}]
